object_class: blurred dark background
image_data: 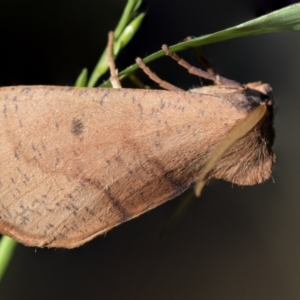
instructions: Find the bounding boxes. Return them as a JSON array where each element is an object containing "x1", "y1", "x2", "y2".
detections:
[{"x1": 1, "y1": 0, "x2": 300, "y2": 299}]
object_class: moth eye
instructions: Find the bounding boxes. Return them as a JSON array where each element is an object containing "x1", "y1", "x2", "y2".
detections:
[
  {"x1": 244, "y1": 87, "x2": 274, "y2": 107},
  {"x1": 245, "y1": 82, "x2": 273, "y2": 97}
]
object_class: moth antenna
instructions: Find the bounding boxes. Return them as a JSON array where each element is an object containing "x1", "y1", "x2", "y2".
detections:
[
  {"x1": 135, "y1": 57, "x2": 184, "y2": 92},
  {"x1": 107, "y1": 31, "x2": 122, "y2": 88},
  {"x1": 194, "y1": 104, "x2": 267, "y2": 197},
  {"x1": 162, "y1": 44, "x2": 242, "y2": 88}
]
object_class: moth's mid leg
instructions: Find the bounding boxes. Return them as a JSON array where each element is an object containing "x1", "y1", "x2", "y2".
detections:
[
  {"x1": 107, "y1": 31, "x2": 122, "y2": 88},
  {"x1": 184, "y1": 37, "x2": 216, "y2": 76},
  {"x1": 162, "y1": 44, "x2": 242, "y2": 88}
]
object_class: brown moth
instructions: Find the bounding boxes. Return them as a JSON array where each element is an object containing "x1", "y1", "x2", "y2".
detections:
[{"x1": 0, "y1": 33, "x2": 275, "y2": 248}]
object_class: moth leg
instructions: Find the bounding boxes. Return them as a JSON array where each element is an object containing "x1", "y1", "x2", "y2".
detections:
[
  {"x1": 194, "y1": 104, "x2": 267, "y2": 197},
  {"x1": 184, "y1": 36, "x2": 216, "y2": 76},
  {"x1": 135, "y1": 57, "x2": 184, "y2": 92},
  {"x1": 107, "y1": 31, "x2": 122, "y2": 88},
  {"x1": 162, "y1": 44, "x2": 242, "y2": 88}
]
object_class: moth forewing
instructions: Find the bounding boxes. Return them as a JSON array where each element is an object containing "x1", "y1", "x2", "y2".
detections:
[{"x1": 0, "y1": 82, "x2": 275, "y2": 248}]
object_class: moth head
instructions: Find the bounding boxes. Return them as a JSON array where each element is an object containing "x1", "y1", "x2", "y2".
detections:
[{"x1": 209, "y1": 81, "x2": 275, "y2": 186}]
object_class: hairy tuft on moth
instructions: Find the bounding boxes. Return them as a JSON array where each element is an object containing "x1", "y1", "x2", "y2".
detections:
[{"x1": 0, "y1": 32, "x2": 275, "y2": 248}]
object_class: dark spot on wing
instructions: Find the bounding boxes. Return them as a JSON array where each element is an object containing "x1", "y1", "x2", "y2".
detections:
[
  {"x1": 99, "y1": 91, "x2": 109, "y2": 105},
  {"x1": 3, "y1": 104, "x2": 7, "y2": 118},
  {"x1": 72, "y1": 118, "x2": 84, "y2": 135},
  {"x1": 21, "y1": 87, "x2": 32, "y2": 94}
]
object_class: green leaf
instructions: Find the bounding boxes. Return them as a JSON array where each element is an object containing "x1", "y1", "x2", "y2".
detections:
[
  {"x1": 75, "y1": 68, "x2": 88, "y2": 87},
  {"x1": 87, "y1": 0, "x2": 145, "y2": 87},
  {"x1": 114, "y1": 0, "x2": 143, "y2": 39}
]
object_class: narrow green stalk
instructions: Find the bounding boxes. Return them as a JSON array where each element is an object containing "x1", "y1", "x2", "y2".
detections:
[
  {"x1": 0, "y1": 236, "x2": 17, "y2": 282},
  {"x1": 75, "y1": 68, "x2": 88, "y2": 87}
]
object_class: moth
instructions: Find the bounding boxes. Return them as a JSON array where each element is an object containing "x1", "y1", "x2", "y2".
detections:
[{"x1": 0, "y1": 32, "x2": 275, "y2": 248}]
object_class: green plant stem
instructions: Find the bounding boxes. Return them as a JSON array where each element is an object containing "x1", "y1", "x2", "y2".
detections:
[
  {"x1": 100, "y1": 3, "x2": 300, "y2": 87},
  {"x1": 0, "y1": 236, "x2": 17, "y2": 282}
]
